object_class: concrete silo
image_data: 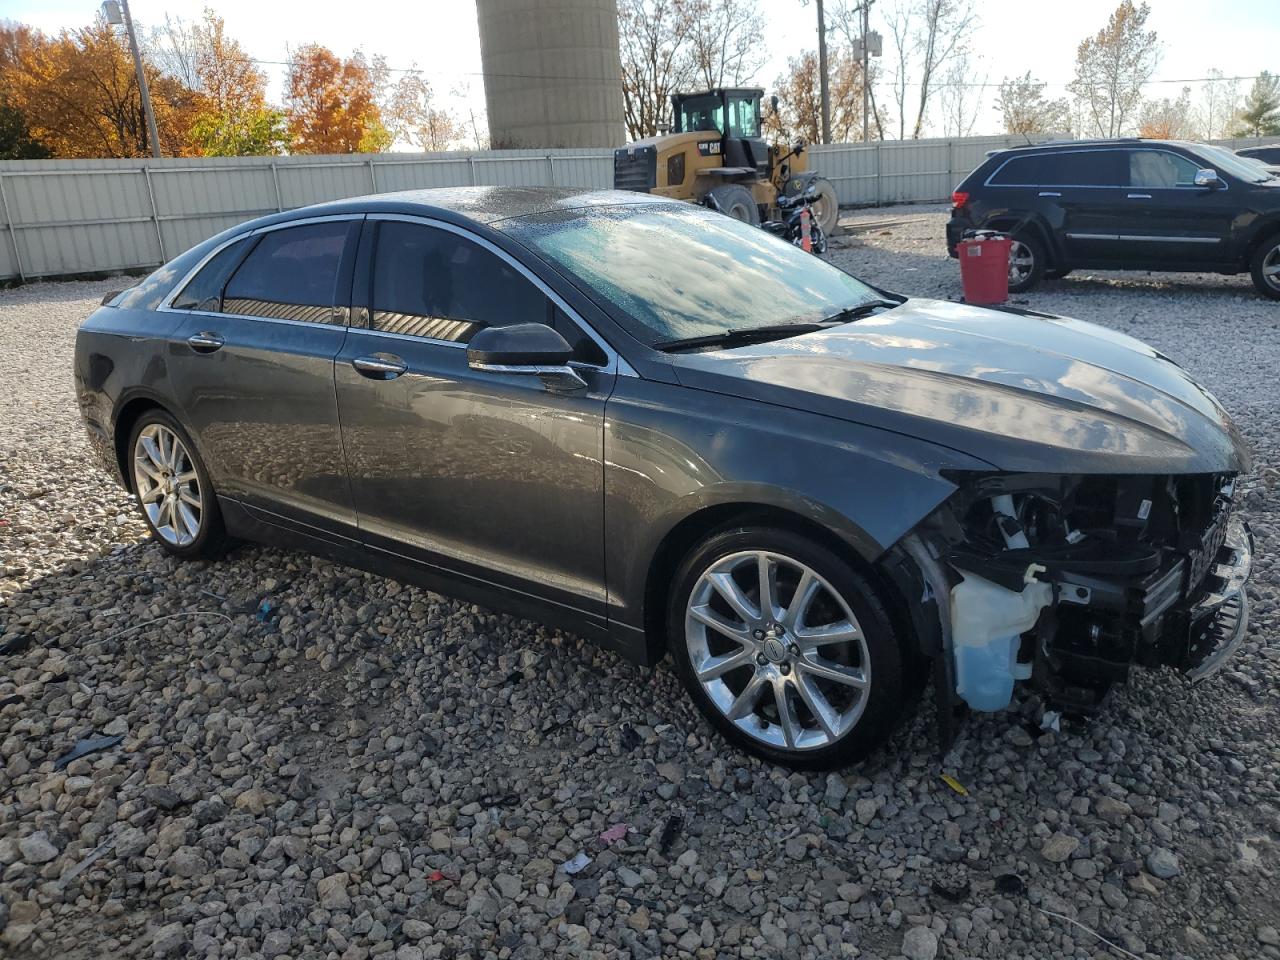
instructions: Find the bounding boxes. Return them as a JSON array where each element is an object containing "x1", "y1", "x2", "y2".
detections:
[{"x1": 475, "y1": 0, "x2": 626, "y2": 149}]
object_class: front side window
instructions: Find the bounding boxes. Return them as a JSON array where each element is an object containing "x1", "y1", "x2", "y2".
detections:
[
  {"x1": 507, "y1": 204, "x2": 880, "y2": 346},
  {"x1": 170, "y1": 236, "x2": 250, "y2": 311},
  {"x1": 1191, "y1": 143, "x2": 1271, "y2": 184},
  {"x1": 1128, "y1": 150, "x2": 1199, "y2": 188},
  {"x1": 728, "y1": 97, "x2": 760, "y2": 137},
  {"x1": 222, "y1": 221, "x2": 354, "y2": 322},
  {"x1": 370, "y1": 221, "x2": 546, "y2": 343}
]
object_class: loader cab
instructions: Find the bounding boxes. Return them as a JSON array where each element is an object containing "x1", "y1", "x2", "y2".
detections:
[{"x1": 671, "y1": 88, "x2": 770, "y2": 176}]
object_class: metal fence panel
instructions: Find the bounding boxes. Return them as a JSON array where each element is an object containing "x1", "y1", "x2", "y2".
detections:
[{"x1": 4, "y1": 134, "x2": 1279, "y2": 281}]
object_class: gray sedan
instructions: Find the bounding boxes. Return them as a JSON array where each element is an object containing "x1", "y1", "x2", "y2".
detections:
[{"x1": 75, "y1": 187, "x2": 1253, "y2": 768}]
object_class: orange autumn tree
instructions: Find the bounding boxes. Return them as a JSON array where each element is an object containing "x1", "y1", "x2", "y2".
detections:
[
  {"x1": 2, "y1": 20, "x2": 205, "y2": 158},
  {"x1": 285, "y1": 44, "x2": 389, "y2": 154},
  {"x1": 186, "y1": 11, "x2": 285, "y2": 155}
]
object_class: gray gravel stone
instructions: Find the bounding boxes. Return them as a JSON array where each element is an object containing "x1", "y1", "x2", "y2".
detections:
[{"x1": 1147, "y1": 847, "x2": 1182, "y2": 879}]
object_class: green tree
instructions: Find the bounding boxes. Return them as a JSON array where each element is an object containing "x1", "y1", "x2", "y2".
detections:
[
  {"x1": 1234, "y1": 72, "x2": 1280, "y2": 137},
  {"x1": 189, "y1": 105, "x2": 286, "y2": 156},
  {"x1": 0, "y1": 98, "x2": 50, "y2": 158}
]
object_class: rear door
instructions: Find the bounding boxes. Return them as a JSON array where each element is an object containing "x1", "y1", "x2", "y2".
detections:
[
  {"x1": 334, "y1": 216, "x2": 616, "y2": 627},
  {"x1": 164, "y1": 216, "x2": 362, "y2": 542},
  {"x1": 1120, "y1": 147, "x2": 1237, "y2": 264}
]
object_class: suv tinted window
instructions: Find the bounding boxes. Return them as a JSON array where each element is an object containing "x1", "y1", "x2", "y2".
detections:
[
  {"x1": 989, "y1": 150, "x2": 1125, "y2": 187},
  {"x1": 223, "y1": 221, "x2": 353, "y2": 322},
  {"x1": 1128, "y1": 150, "x2": 1199, "y2": 188},
  {"x1": 171, "y1": 236, "x2": 250, "y2": 311},
  {"x1": 370, "y1": 221, "x2": 547, "y2": 344}
]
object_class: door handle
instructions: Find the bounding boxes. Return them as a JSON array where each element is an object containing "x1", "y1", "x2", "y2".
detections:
[
  {"x1": 187, "y1": 332, "x2": 224, "y2": 353},
  {"x1": 352, "y1": 354, "x2": 408, "y2": 379},
  {"x1": 1127, "y1": 193, "x2": 1152, "y2": 199},
  {"x1": 1038, "y1": 191, "x2": 1062, "y2": 197}
]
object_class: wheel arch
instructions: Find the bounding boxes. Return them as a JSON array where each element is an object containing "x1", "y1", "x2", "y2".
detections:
[
  {"x1": 641, "y1": 501, "x2": 921, "y2": 666},
  {"x1": 982, "y1": 213, "x2": 1059, "y2": 265},
  {"x1": 112, "y1": 393, "x2": 174, "y2": 493},
  {"x1": 1246, "y1": 217, "x2": 1280, "y2": 262}
]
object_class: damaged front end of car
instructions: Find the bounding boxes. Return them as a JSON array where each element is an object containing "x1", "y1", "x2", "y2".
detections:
[{"x1": 883, "y1": 470, "x2": 1253, "y2": 741}]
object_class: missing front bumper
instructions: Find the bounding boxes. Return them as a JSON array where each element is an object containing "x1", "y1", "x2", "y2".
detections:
[{"x1": 1184, "y1": 516, "x2": 1253, "y2": 682}]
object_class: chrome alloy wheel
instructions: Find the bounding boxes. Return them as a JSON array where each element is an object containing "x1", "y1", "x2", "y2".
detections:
[
  {"x1": 1264, "y1": 243, "x2": 1280, "y2": 293},
  {"x1": 684, "y1": 550, "x2": 871, "y2": 751},
  {"x1": 1008, "y1": 239, "x2": 1034, "y2": 286},
  {"x1": 133, "y1": 424, "x2": 202, "y2": 547}
]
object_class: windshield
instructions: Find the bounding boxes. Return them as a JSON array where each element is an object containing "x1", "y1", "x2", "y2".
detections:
[
  {"x1": 678, "y1": 96, "x2": 724, "y2": 134},
  {"x1": 505, "y1": 204, "x2": 882, "y2": 347},
  {"x1": 1190, "y1": 143, "x2": 1273, "y2": 184}
]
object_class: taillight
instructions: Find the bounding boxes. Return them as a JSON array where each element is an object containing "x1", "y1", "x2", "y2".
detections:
[{"x1": 952, "y1": 190, "x2": 970, "y2": 210}]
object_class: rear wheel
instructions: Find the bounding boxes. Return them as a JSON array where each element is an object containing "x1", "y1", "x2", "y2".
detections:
[
  {"x1": 1007, "y1": 234, "x2": 1046, "y2": 293},
  {"x1": 667, "y1": 526, "x2": 906, "y2": 769},
  {"x1": 128, "y1": 410, "x2": 228, "y2": 559},
  {"x1": 1250, "y1": 235, "x2": 1280, "y2": 300},
  {"x1": 707, "y1": 184, "x2": 760, "y2": 225},
  {"x1": 808, "y1": 178, "x2": 840, "y2": 235}
]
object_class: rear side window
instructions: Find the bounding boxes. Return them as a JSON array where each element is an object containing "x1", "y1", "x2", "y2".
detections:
[
  {"x1": 170, "y1": 237, "x2": 250, "y2": 311},
  {"x1": 370, "y1": 221, "x2": 547, "y2": 343},
  {"x1": 1128, "y1": 150, "x2": 1199, "y2": 188},
  {"x1": 988, "y1": 150, "x2": 1125, "y2": 187},
  {"x1": 223, "y1": 221, "x2": 354, "y2": 322}
]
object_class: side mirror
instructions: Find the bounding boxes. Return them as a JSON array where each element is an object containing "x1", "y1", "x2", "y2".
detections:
[
  {"x1": 1194, "y1": 168, "x2": 1223, "y2": 189},
  {"x1": 770, "y1": 95, "x2": 779, "y2": 114},
  {"x1": 793, "y1": 139, "x2": 806, "y2": 154},
  {"x1": 466, "y1": 323, "x2": 586, "y2": 392}
]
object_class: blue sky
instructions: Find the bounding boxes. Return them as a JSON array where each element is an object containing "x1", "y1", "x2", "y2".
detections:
[{"x1": 3, "y1": 0, "x2": 1276, "y2": 139}]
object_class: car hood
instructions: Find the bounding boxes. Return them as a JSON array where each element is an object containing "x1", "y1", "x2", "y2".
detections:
[{"x1": 670, "y1": 298, "x2": 1250, "y2": 475}]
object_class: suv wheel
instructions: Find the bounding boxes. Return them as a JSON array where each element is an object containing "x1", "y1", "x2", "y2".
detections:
[
  {"x1": 128, "y1": 410, "x2": 229, "y2": 559},
  {"x1": 667, "y1": 526, "x2": 905, "y2": 769},
  {"x1": 1007, "y1": 235, "x2": 1046, "y2": 293},
  {"x1": 1251, "y1": 235, "x2": 1280, "y2": 300}
]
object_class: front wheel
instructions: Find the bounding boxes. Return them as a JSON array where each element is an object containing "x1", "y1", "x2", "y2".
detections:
[
  {"x1": 128, "y1": 410, "x2": 228, "y2": 559},
  {"x1": 1251, "y1": 235, "x2": 1280, "y2": 300},
  {"x1": 667, "y1": 526, "x2": 906, "y2": 769}
]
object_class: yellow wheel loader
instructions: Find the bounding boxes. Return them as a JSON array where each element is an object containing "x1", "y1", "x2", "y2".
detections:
[{"x1": 612, "y1": 87, "x2": 840, "y2": 236}]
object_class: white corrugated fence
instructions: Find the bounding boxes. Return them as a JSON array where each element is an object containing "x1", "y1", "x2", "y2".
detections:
[{"x1": 2, "y1": 134, "x2": 1277, "y2": 281}]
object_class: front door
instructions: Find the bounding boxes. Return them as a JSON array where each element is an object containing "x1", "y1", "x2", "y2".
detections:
[
  {"x1": 334, "y1": 217, "x2": 615, "y2": 625},
  {"x1": 166, "y1": 217, "x2": 362, "y2": 541},
  {"x1": 1119, "y1": 148, "x2": 1237, "y2": 264}
]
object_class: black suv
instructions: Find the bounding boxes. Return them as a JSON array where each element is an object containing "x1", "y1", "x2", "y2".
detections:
[{"x1": 947, "y1": 139, "x2": 1280, "y2": 299}]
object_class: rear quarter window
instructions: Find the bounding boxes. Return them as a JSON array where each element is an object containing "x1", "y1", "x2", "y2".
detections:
[{"x1": 170, "y1": 237, "x2": 252, "y2": 311}]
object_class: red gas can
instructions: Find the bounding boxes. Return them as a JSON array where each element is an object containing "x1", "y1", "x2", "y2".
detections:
[{"x1": 958, "y1": 234, "x2": 1011, "y2": 305}]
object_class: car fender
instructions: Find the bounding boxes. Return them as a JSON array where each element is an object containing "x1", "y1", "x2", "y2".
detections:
[
  {"x1": 980, "y1": 210, "x2": 1062, "y2": 263},
  {"x1": 602, "y1": 376, "x2": 995, "y2": 635}
]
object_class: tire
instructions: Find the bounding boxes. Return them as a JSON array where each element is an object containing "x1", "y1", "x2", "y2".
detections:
[
  {"x1": 809, "y1": 223, "x2": 828, "y2": 256},
  {"x1": 809, "y1": 177, "x2": 840, "y2": 235},
  {"x1": 707, "y1": 184, "x2": 760, "y2": 225},
  {"x1": 1006, "y1": 233, "x2": 1046, "y2": 293},
  {"x1": 1250, "y1": 234, "x2": 1280, "y2": 300},
  {"x1": 667, "y1": 525, "x2": 906, "y2": 769},
  {"x1": 127, "y1": 409, "x2": 229, "y2": 559}
]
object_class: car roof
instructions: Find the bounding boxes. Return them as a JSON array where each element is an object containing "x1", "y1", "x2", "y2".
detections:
[
  {"x1": 232, "y1": 186, "x2": 678, "y2": 233},
  {"x1": 991, "y1": 138, "x2": 1205, "y2": 156}
]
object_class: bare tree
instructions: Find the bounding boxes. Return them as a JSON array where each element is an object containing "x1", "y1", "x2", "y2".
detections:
[
  {"x1": 1068, "y1": 0, "x2": 1161, "y2": 138},
  {"x1": 937, "y1": 59, "x2": 985, "y2": 137},
  {"x1": 828, "y1": 0, "x2": 887, "y2": 139},
  {"x1": 143, "y1": 13, "x2": 201, "y2": 90},
  {"x1": 885, "y1": 0, "x2": 912, "y2": 139},
  {"x1": 1194, "y1": 69, "x2": 1241, "y2": 141},
  {"x1": 994, "y1": 72, "x2": 1071, "y2": 136},
  {"x1": 385, "y1": 70, "x2": 463, "y2": 151},
  {"x1": 770, "y1": 47, "x2": 882, "y2": 145},
  {"x1": 1138, "y1": 86, "x2": 1194, "y2": 139},
  {"x1": 618, "y1": 0, "x2": 698, "y2": 139},
  {"x1": 908, "y1": 0, "x2": 977, "y2": 139},
  {"x1": 686, "y1": 0, "x2": 766, "y2": 89}
]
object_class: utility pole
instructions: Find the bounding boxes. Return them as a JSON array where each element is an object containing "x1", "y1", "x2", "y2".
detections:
[
  {"x1": 861, "y1": 0, "x2": 871, "y2": 141},
  {"x1": 102, "y1": 0, "x2": 161, "y2": 158},
  {"x1": 816, "y1": 0, "x2": 831, "y2": 145}
]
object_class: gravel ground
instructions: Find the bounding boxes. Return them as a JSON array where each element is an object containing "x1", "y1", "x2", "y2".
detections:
[{"x1": 2, "y1": 204, "x2": 1279, "y2": 960}]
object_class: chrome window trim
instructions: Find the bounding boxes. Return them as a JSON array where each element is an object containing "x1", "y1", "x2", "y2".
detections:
[
  {"x1": 984, "y1": 147, "x2": 1230, "y2": 192},
  {"x1": 364, "y1": 213, "x2": 624, "y2": 376},
  {"x1": 158, "y1": 214, "x2": 366, "y2": 313}
]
